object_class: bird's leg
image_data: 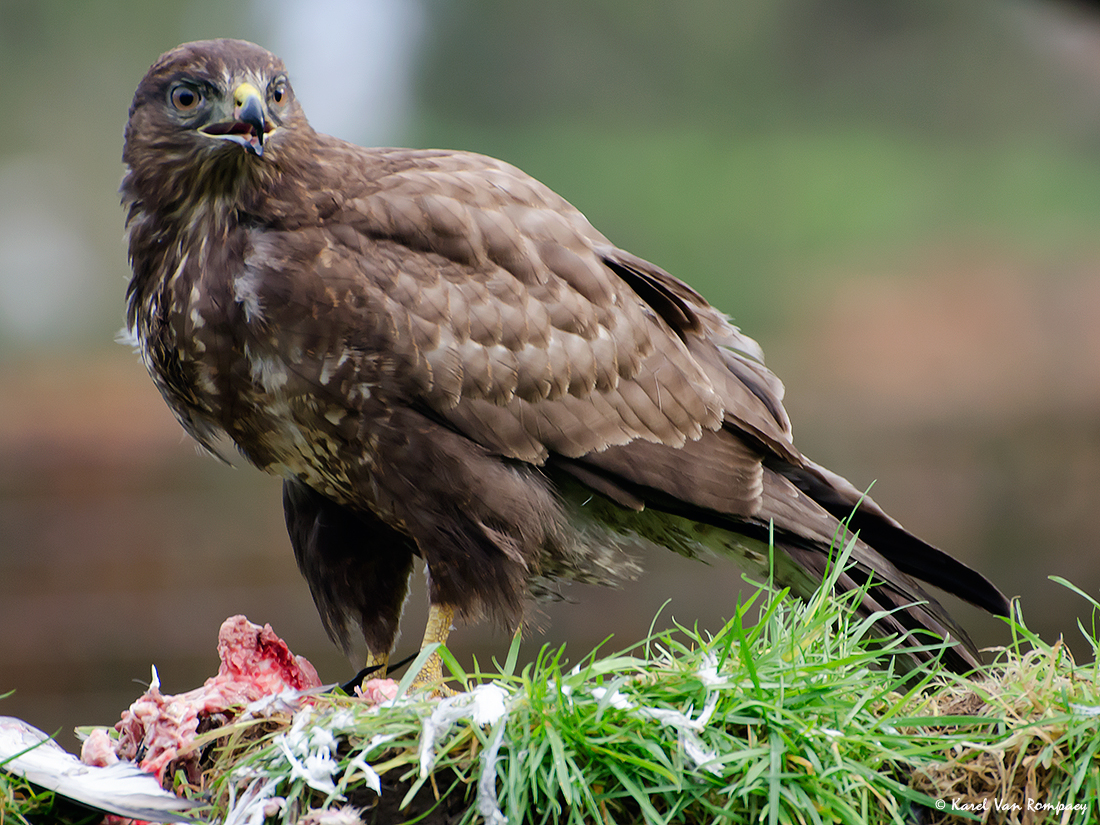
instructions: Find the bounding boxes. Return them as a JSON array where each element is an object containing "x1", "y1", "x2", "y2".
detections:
[
  {"x1": 364, "y1": 649, "x2": 389, "y2": 678},
  {"x1": 410, "y1": 602, "x2": 456, "y2": 694}
]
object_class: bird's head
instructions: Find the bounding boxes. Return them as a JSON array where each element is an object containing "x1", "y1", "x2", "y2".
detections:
[{"x1": 123, "y1": 39, "x2": 309, "y2": 206}]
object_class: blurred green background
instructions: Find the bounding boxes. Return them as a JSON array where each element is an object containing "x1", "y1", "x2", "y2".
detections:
[{"x1": 2, "y1": 0, "x2": 1100, "y2": 749}]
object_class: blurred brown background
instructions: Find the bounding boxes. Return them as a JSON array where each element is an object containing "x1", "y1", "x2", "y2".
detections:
[{"x1": 2, "y1": 0, "x2": 1100, "y2": 750}]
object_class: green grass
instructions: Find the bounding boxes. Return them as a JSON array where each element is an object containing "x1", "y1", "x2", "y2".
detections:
[
  {"x1": 172, "y1": 542, "x2": 1100, "y2": 823},
  {"x1": 5, "y1": 542, "x2": 1100, "y2": 824}
]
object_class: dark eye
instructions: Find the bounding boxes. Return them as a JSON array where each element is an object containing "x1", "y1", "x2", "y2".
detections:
[
  {"x1": 170, "y1": 83, "x2": 202, "y2": 112},
  {"x1": 270, "y1": 83, "x2": 287, "y2": 106}
]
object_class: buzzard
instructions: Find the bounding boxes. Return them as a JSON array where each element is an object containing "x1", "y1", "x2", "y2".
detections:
[{"x1": 123, "y1": 39, "x2": 1008, "y2": 686}]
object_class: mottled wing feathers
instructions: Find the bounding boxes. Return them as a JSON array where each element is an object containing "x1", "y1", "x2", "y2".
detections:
[
  {"x1": 307, "y1": 149, "x2": 805, "y2": 527},
  {"x1": 250, "y1": 146, "x2": 752, "y2": 464},
  {"x1": 318, "y1": 151, "x2": 1005, "y2": 667},
  {"x1": 563, "y1": 430, "x2": 765, "y2": 519},
  {"x1": 598, "y1": 246, "x2": 798, "y2": 462},
  {"x1": 235, "y1": 148, "x2": 789, "y2": 516}
]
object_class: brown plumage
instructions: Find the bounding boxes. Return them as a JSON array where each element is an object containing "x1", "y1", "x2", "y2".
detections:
[{"x1": 123, "y1": 39, "x2": 1009, "y2": 680}]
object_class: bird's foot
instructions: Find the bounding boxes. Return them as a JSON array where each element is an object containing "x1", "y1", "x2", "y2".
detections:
[
  {"x1": 410, "y1": 602, "x2": 458, "y2": 697},
  {"x1": 409, "y1": 649, "x2": 458, "y2": 697},
  {"x1": 364, "y1": 649, "x2": 389, "y2": 678}
]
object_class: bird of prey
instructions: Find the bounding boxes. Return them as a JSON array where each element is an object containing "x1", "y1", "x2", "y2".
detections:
[{"x1": 122, "y1": 39, "x2": 1009, "y2": 686}]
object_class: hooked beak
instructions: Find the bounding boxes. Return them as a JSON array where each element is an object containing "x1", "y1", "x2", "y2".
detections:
[{"x1": 200, "y1": 82, "x2": 271, "y2": 157}]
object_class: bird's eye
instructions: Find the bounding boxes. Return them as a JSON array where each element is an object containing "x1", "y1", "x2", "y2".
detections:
[
  {"x1": 270, "y1": 82, "x2": 288, "y2": 106},
  {"x1": 170, "y1": 83, "x2": 202, "y2": 113}
]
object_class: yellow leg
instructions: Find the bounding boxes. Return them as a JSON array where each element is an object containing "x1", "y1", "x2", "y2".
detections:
[
  {"x1": 411, "y1": 603, "x2": 456, "y2": 694},
  {"x1": 364, "y1": 649, "x2": 389, "y2": 678}
]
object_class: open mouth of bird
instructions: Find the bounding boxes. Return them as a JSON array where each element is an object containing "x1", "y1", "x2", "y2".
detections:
[{"x1": 200, "y1": 120, "x2": 273, "y2": 155}]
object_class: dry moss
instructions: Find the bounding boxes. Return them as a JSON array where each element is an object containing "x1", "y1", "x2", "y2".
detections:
[{"x1": 907, "y1": 640, "x2": 1099, "y2": 824}]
